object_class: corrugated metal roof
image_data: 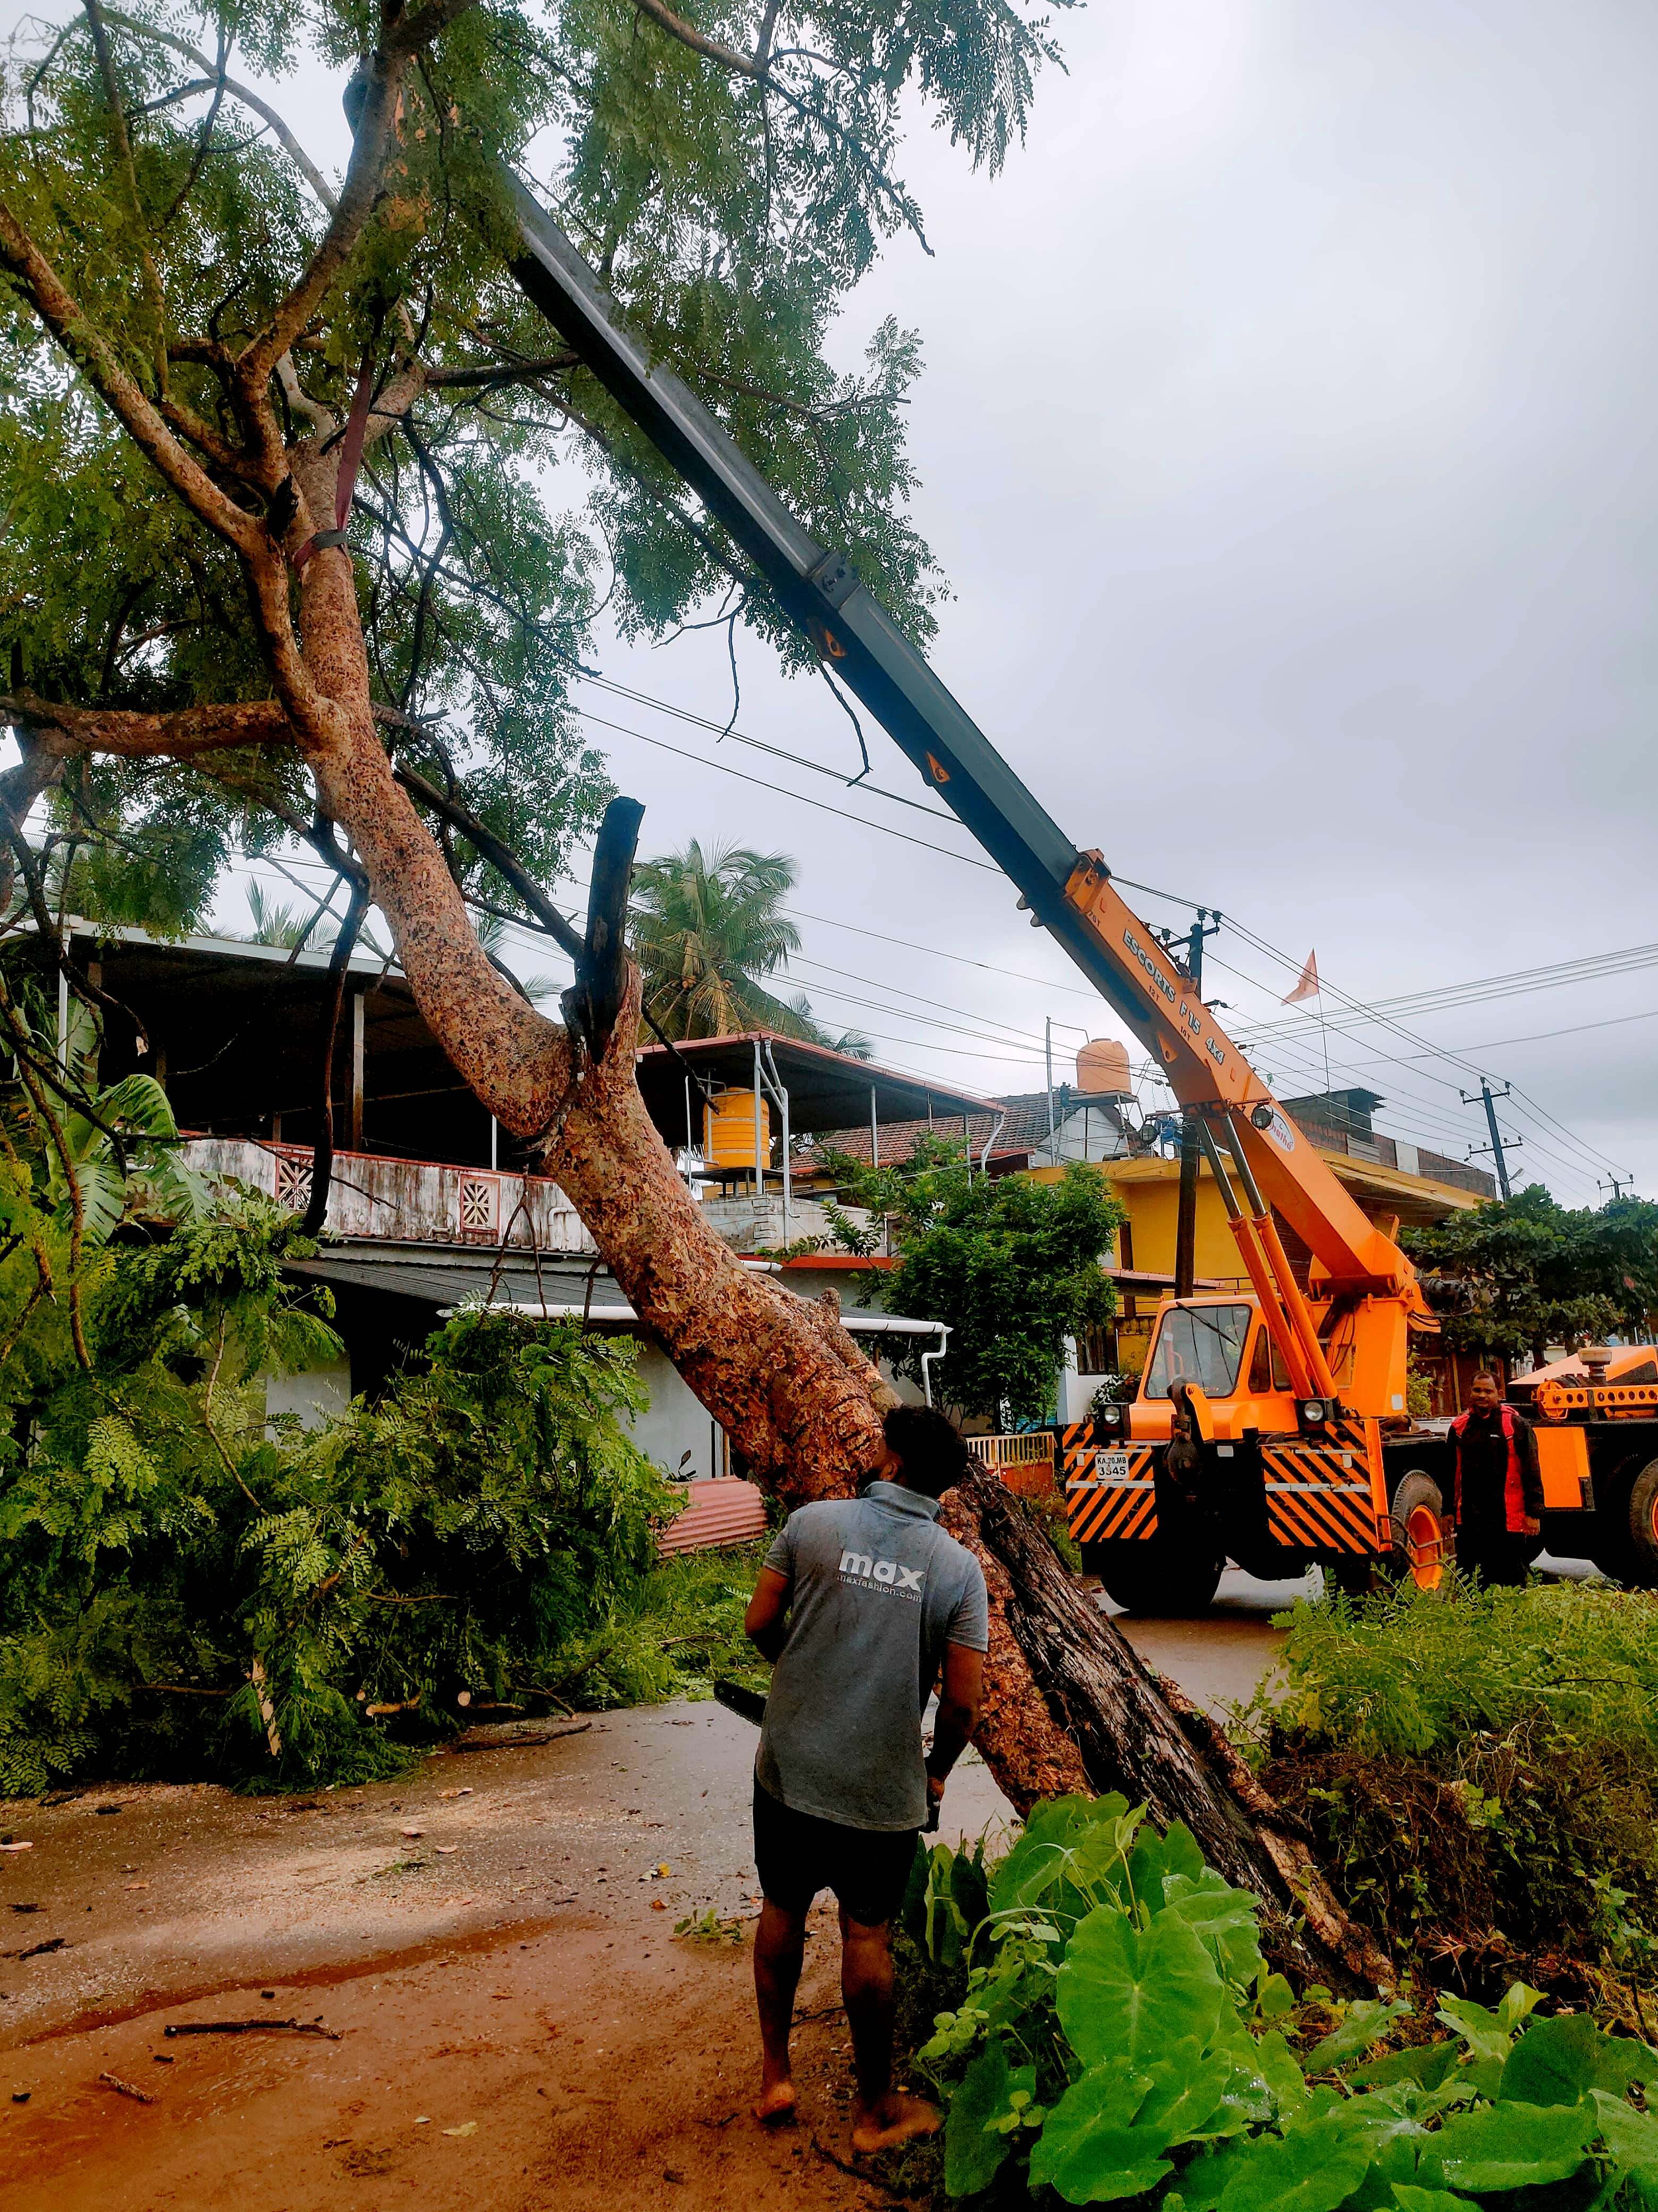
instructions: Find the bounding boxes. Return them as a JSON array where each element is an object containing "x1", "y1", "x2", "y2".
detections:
[{"x1": 657, "y1": 1478, "x2": 770, "y2": 1556}]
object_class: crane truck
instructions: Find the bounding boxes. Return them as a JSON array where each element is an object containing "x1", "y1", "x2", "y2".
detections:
[{"x1": 489, "y1": 171, "x2": 1658, "y2": 1609}]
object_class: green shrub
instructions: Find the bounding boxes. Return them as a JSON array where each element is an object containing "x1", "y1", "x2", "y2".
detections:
[
  {"x1": 0, "y1": 1196, "x2": 748, "y2": 1794},
  {"x1": 1241, "y1": 1581, "x2": 1658, "y2": 2009},
  {"x1": 903, "y1": 1795, "x2": 1658, "y2": 2206}
]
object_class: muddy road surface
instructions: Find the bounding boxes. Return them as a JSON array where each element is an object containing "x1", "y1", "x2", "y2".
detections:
[{"x1": 0, "y1": 1564, "x2": 1408, "y2": 2209}]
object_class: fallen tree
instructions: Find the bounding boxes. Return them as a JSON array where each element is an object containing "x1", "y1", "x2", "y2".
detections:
[{"x1": 0, "y1": 1, "x2": 1386, "y2": 1987}]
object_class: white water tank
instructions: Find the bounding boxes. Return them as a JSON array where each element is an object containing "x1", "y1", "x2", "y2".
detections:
[{"x1": 1075, "y1": 1038, "x2": 1132, "y2": 1099}]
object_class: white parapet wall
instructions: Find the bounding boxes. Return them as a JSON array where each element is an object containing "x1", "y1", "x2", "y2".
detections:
[{"x1": 181, "y1": 1135, "x2": 596, "y2": 1252}]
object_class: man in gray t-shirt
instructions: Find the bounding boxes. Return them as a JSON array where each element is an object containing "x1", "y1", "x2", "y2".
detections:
[{"x1": 743, "y1": 1405, "x2": 988, "y2": 2153}]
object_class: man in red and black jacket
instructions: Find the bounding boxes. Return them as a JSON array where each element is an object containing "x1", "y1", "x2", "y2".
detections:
[{"x1": 1446, "y1": 1372, "x2": 1545, "y2": 1587}]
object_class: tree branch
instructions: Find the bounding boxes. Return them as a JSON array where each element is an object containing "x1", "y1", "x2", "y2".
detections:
[
  {"x1": 237, "y1": 1, "x2": 482, "y2": 403},
  {"x1": 631, "y1": 0, "x2": 760, "y2": 78},
  {"x1": 0, "y1": 693, "x2": 291, "y2": 758},
  {"x1": 99, "y1": 9, "x2": 340, "y2": 214},
  {"x1": 82, "y1": 0, "x2": 169, "y2": 389},
  {"x1": 423, "y1": 352, "x2": 581, "y2": 391},
  {"x1": 389, "y1": 750, "x2": 583, "y2": 960},
  {"x1": 567, "y1": 796, "x2": 643, "y2": 1057},
  {"x1": 0, "y1": 206, "x2": 263, "y2": 557}
]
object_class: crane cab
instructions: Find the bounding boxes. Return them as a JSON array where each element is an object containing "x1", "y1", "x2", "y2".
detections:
[{"x1": 1065, "y1": 1292, "x2": 1410, "y2": 1613}]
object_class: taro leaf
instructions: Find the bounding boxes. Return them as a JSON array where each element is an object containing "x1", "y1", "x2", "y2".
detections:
[
  {"x1": 1498, "y1": 2014, "x2": 1607, "y2": 2107},
  {"x1": 1255, "y1": 2028, "x2": 1313, "y2": 2118},
  {"x1": 1598, "y1": 2037, "x2": 1658, "y2": 2096},
  {"x1": 1390, "y1": 2190, "x2": 1475, "y2": 2211},
  {"x1": 1435, "y1": 1995, "x2": 1514, "y2": 2069},
  {"x1": 1496, "y1": 1982, "x2": 1545, "y2": 2034},
  {"x1": 1181, "y1": 2135, "x2": 1257, "y2": 2212},
  {"x1": 944, "y1": 2040, "x2": 1023, "y2": 2200},
  {"x1": 1028, "y1": 2063, "x2": 1172, "y2": 2205},
  {"x1": 1212, "y1": 2112, "x2": 1375, "y2": 2212},
  {"x1": 1163, "y1": 1873, "x2": 1265, "y2": 1991},
  {"x1": 1057, "y1": 1903, "x2": 1225, "y2": 2071},
  {"x1": 1339, "y1": 2132, "x2": 1420, "y2": 2212},
  {"x1": 1351, "y1": 2043, "x2": 1461, "y2": 2093},
  {"x1": 1418, "y1": 2099, "x2": 1594, "y2": 2194},
  {"x1": 989, "y1": 1796, "x2": 1109, "y2": 1917},
  {"x1": 950, "y1": 1841, "x2": 990, "y2": 1938},
  {"x1": 1301, "y1": 1999, "x2": 1411, "y2": 2076},
  {"x1": 1589, "y1": 2089, "x2": 1658, "y2": 2210},
  {"x1": 1125, "y1": 1817, "x2": 1205, "y2": 1909},
  {"x1": 899, "y1": 1837, "x2": 931, "y2": 1944}
]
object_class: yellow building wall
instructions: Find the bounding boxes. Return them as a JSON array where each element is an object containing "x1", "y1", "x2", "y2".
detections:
[
  {"x1": 1025, "y1": 1152, "x2": 1481, "y2": 1283},
  {"x1": 1023, "y1": 1159, "x2": 1244, "y2": 1281}
]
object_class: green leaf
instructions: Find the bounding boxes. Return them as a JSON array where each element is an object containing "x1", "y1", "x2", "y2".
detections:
[
  {"x1": 1029, "y1": 2064, "x2": 1174, "y2": 2204},
  {"x1": 988, "y1": 1795, "x2": 1108, "y2": 1917},
  {"x1": 1434, "y1": 1995, "x2": 1514, "y2": 2069},
  {"x1": 1336, "y1": 2134, "x2": 1423, "y2": 2212},
  {"x1": 1418, "y1": 2100, "x2": 1594, "y2": 2193},
  {"x1": 943, "y1": 2041, "x2": 1021, "y2": 2199},
  {"x1": 1390, "y1": 2189, "x2": 1475, "y2": 2211},
  {"x1": 98, "y1": 1074, "x2": 181, "y2": 1140},
  {"x1": 1213, "y1": 2113, "x2": 1375, "y2": 2212},
  {"x1": 1301, "y1": 1999, "x2": 1410, "y2": 2076},
  {"x1": 1588, "y1": 2089, "x2": 1658, "y2": 2207},
  {"x1": 1162, "y1": 1872, "x2": 1266, "y2": 1991},
  {"x1": 1351, "y1": 2043, "x2": 1461, "y2": 2092},
  {"x1": 1497, "y1": 2013, "x2": 1605, "y2": 2106},
  {"x1": 1056, "y1": 1902, "x2": 1225, "y2": 2070}
]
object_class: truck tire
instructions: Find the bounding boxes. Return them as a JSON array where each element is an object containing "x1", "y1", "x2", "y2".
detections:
[
  {"x1": 1083, "y1": 1541, "x2": 1224, "y2": 1616},
  {"x1": 1623, "y1": 1460, "x2": 1658, "y2": 1586},
  {"x1": 1383, "y1": 1470, "x2": 1450, "y2": 1591}
]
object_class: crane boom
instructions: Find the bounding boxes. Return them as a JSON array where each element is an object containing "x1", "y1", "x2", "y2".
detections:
[{"x1": 500, "y1": 173, "x2": 1419, "y2": 1306}]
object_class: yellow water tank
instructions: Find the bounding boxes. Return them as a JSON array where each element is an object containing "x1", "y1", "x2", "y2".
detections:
[
  {"x1": 1075, "y1": 1037, "x2": 1133, "y2": 1098},
  {"x1": 704, "y1": 1090, "x2": 771, "y2": 1171}
]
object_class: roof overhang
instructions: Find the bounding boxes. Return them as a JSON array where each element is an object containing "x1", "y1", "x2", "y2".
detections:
[{"x1": 634, "y1": 1030, "x2": 999, "y2": 1139}]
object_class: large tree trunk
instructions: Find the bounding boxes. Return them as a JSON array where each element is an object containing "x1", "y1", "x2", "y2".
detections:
[{"x1": 520, "y1": 905, "x2": 1390, "y2": 1990}]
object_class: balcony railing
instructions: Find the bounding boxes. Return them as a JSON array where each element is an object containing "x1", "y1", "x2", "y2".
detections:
[
  {"x1": 967, "y1": 1430, "x2": 1058, "y2": 1496},
  {"x1": 181, "y1": 1136, "x2": 595, "y2": 1252}
]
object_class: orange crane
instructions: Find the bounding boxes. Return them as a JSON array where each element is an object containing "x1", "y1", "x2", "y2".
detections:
[{"x1": 495, "y1": 174, "x2": 1658, "y2": 1607}]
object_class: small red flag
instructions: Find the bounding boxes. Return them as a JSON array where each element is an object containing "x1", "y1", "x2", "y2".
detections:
[{"x1": 1282, "y1": 950, "x2": 1319, "y2": 1006}]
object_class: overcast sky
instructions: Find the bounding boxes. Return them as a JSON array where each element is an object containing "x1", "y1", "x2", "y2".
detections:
[
  {"x1": 566, "y1": 0, "x2": 1658, "y2": 1203},
  {"x1": 26, "y1": 0, "x2": 1651, "y2": 1201}
]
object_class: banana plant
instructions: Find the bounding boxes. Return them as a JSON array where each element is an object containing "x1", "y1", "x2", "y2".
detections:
[{"x1": 37, "y1": 1000, "x2": 211, "y2": 1244}]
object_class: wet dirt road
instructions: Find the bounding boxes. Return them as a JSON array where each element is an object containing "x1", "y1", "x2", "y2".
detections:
[{"x1": 0, "y1": 1569, "x2": 1333, "y2": 2210}]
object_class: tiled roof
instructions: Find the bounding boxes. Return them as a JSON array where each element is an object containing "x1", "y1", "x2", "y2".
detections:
[{"x1": 798, "y1": 1091, "x2": 1128, "y2": 1172}]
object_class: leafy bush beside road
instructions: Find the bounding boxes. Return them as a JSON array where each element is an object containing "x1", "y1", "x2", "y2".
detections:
[
  {"x1": 898, "y1": 1793, "x2": 1658, "y2": 2207},
  {"x1": 0, "y1": 1199, "x2": 749, "y2": 1795},
  {"x1": 1244, "y1": 1580, "x2": 1658, "y2": 2017}
]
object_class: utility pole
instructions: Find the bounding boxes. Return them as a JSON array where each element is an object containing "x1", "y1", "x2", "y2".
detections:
[
  {"x1": 1462, "y1": 1078, "x2": 1519, "y2": 1201},
  {"x1": 1598, "y1": 1173, "x2": 1635, "y2": 1202},
  {"x1": 1167, "y1": 911, "x2": 1223, "y2": 1298}
]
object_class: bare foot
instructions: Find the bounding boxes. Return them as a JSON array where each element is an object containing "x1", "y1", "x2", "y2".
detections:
[
  {"x1": 851, "y1": 2091, "x2": 941, "y2": 2154},
  {"x1": 753, "y1": 2079, "x2": 797, "y2": 2127}
]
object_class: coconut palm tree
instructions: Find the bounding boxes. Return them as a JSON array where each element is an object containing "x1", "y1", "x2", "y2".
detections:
[{"x1": 630, "y1": 843, "x2": 863, "y2": 1051}]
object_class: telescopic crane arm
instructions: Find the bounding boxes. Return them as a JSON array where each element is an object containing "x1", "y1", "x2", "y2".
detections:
[{"x1": 498, "y1": 173, "x2": 1424, "y2": 1321}]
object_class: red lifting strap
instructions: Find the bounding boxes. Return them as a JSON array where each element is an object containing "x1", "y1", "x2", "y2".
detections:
[{"x1": 292, "y1": 343, "x2": 377, "y2": 571}]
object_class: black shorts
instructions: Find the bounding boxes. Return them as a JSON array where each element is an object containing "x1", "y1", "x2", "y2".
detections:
[{"x1": 752, "y1": 1782, "x2": 919, "y2": 1928}]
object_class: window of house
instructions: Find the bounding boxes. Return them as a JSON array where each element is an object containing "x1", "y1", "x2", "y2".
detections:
[{"x1": 1142, "y1": 1304, "x2": 1253, "y2": 1400}]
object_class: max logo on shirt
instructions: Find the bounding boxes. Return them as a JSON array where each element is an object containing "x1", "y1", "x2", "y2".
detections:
[{"x1": 839, "y1": 1549, "x2": 925, "y2": 1599}]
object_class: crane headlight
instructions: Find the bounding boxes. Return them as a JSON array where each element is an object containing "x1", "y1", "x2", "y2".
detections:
[
  {"x1": 1298, "y1": 1398, "x2": 1333, "y2": 1434},
  {"x1": 1250, "y1": 1104, "x2": 1275, "y2": 1131}
]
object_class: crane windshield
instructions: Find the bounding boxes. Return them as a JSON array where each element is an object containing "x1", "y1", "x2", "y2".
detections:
[{"x1": 1142, "y1": 1304, "x2": 1253, "y2": 1400}]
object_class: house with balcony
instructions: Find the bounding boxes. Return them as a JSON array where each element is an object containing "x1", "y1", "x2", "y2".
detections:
[{"x1": 29, "y1": 926, "x2": 987, "y2": 1494}]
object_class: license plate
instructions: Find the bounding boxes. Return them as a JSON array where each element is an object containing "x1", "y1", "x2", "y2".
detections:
[{"x1": 1093, "y1": 1451, "x2": 1132, "y2": 1485}]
